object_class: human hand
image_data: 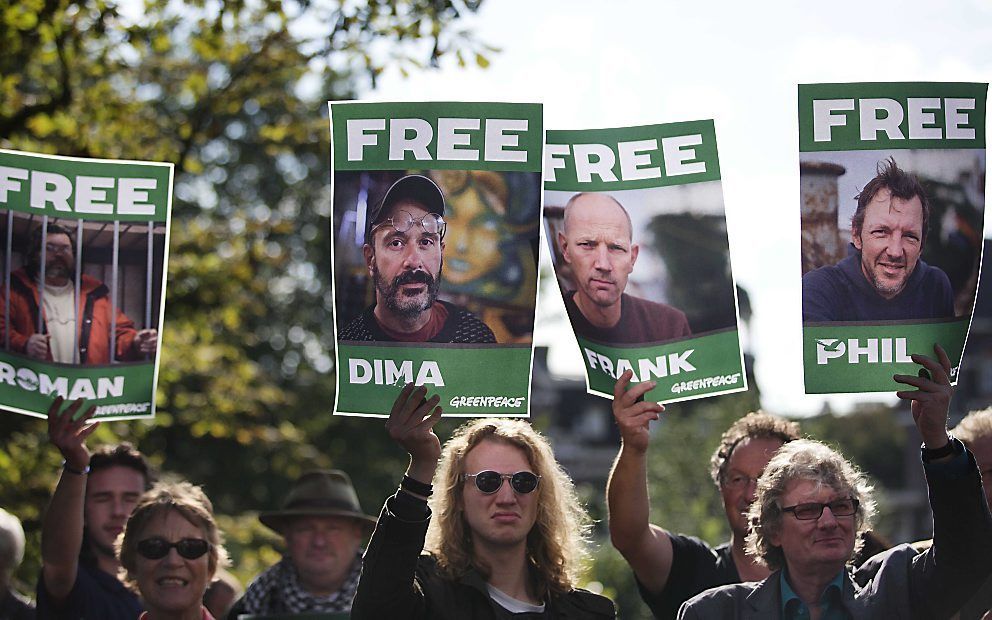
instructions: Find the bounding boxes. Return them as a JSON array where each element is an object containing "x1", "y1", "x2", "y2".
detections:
[
  {"x1": 26, "y1": 334, "x2": 49, "y2": 359},
  {"x1": 385, "y1": 383, "x2": 442, "y2": 483},
  {"x1": 133, "y1": 329, "x2": 157, "y2": 355},
  {"x1": 612, "y1": 370, "x2": 664, "y2": 454},
  {"x1": 47, "y1": 397, "x2": 99, "y2": 471},
  {"x1": 894, "y1": 344, "x2": 953, "y2": 449}
]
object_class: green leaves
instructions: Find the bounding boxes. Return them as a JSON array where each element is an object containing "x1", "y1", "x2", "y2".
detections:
[{"x1": 0, "y1": 0, "x2": 487, "y2": 590}]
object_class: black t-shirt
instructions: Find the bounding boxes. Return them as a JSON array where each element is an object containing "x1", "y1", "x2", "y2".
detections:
[
  {"x1": 636, "y1": 534, "x2": 739, "y2": 619},
  {"x1": 0, "y1": 589, "x2": 34, "y2": 620},
  {"x1": 36, "y1": 559, "x2": 143, "y2": 620}
]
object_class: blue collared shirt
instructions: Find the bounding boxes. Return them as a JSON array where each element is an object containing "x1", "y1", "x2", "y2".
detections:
[{"x1": 780, "y1": 568, "x2": 848, "y2": 620}]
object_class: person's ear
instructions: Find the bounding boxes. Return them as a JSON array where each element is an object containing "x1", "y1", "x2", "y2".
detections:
[
  {"x1": 558, "y1": 231, "x2": 570, "y2": 262},
  {"x1": 363, "y1": 244, "x2": 375, "y2": 277}
]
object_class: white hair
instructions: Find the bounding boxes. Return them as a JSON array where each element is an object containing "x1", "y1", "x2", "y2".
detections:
[{"x1": 0, "y1": 507, "x2": 25, "y2": 583}]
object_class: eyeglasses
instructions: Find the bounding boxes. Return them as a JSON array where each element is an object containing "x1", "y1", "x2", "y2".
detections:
[
  {"x1": 136, "y1": 537, "x2": 210, "y2": 560},
  {"x1": 781, "y1": 498, "x2": 859, "y2": 520},
  {"x1": 44, "y1": 243, "x2": 72, "y2": 256},
  {"x1": 370, "y1": 210, "x2": 446, "y2": 238},
  {"x1": 723, "y1": 473, "x2": 758, "y2": 490},
  {"x1": 463, "y1": 471, "x2": 541, "y2": 495}
]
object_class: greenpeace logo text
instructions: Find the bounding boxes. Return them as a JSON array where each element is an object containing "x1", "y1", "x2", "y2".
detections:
[
  {"x1": 94, "y1": 402, "x2": 151, "y2": 416},
  {"x1": 816, "y1": 338, "x2": 912, "y2": 365},
  {"x1": 448, "y1": 396, "x2": 526, "y2": 409},
  {"x1": 671, "y1": 373, "x2": 741, "y2": 394}
]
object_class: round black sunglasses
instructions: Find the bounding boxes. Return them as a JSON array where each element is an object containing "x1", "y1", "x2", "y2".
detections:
[
  {"x1": 462, "y1": 470, "x2": 541, "y2": 495},
  {"x1": 136, "y1": 537, "x2": 210, "y2": 560}
]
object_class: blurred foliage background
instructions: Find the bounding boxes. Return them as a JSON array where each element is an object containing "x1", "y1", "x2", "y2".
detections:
[
  {"x1": 0, "y1": 0, "x2": 491, "y2": 593},
  {"x1": 0, "y1": 2, "x2": 911, "y2": 618}
]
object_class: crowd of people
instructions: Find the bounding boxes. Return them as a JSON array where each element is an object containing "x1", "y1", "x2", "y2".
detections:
[{"x1": 2, "y1": 345, "x2": 992, "y2": 619}]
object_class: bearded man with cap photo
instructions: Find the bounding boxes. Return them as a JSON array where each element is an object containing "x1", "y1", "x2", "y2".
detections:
[
  {"x1": 226, "y1": 470, "x2": 376, "y2": 618},
  {"x1": 338, "y1": 174, "x2": 497, "y2": 343}
]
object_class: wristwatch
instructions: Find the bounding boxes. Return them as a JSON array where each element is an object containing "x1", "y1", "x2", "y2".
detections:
[{"x1": 62, "y1": 460, "x2": 91, "y2": 475}]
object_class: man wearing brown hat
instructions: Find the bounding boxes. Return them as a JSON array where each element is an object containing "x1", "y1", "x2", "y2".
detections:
[
  {"x1": 227, "y1": 470, "x2": 376, "y2": 618},
  {"x1": 337, "y1": 173, "x2": 496, "y2": 343}
]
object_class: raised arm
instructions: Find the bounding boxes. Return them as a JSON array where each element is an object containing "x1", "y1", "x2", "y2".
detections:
[
  {"x1": 895, "y1": 344, "x2": 992, "y2": 616},
  {"x1": 893, "y1": 344, "x2": 955, "y2": 456},
  {"x1": 352, "y1": 384, "x2": 442, "y2": 620},
  {"x1": 387, "y1": 383, "x2": 443, "y2": 486},
  {"x1": 606, "y1": 370, "x2": 674, "y2": 593},
  {"x1": 40, "y1": 398, "x2": 99, "y2": 602}
]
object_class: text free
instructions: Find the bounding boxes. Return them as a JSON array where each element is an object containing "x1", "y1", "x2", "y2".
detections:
[
  {"x1": 346, "y1": 118, "x2": 529, "y2": 163},
  {"x1": 545, "y1": 135, "x2": 706, "y2": 184},
  {"x1": 0, "y1": 166, "x2": 158, "y2": 215},
  {"x1": 812, "y1": 97, "x2": 976, "y2": 143}
]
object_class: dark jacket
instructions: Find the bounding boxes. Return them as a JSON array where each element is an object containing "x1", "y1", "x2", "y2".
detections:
[
  {"x1": 678, "y1": 443, "x2": 992, "y2": 619},
  {"x1": 352, "y1": 496, "x2": 615, "y2": 619},
  {"x1": 802, "y1": 249, "x2": 954, "y2": 322},
  {"x1": 0, "y1": 268, "x2": 140, "y2": 364},
  {"x1": 338, "y1": 300, "x2": 496, "y2": 343}
]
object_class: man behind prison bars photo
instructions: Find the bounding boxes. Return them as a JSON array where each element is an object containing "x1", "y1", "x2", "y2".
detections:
[{"x1": 0, "y1": 223, "x2": 156, "y2": 365}]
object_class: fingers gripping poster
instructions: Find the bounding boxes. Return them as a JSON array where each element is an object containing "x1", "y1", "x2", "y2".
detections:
[
  {"x1": 799, "y1": 82, "x2": 987, "y2": 393},
  {"x1": 544, "y1": 121, "x2": 747, "y2": 404},
  {"x1": 0, "y1": 149, "x2": 173, "y2": 420},
  {"x1": 329, "y1": 102, "x2": 542, "y2": 417}
]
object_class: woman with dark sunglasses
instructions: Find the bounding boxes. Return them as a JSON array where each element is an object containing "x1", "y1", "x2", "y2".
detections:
[{"x1": 117, "y1": 482, "x2": 230, "y2": 620}]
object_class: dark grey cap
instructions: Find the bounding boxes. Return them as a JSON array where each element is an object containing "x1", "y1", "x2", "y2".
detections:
[{"x1": 365, "y1": 174, "x2": 445, "y2": 241}]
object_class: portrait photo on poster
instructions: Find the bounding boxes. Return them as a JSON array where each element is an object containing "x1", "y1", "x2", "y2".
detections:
[
  {"x1": 544, "y1": 182, "x2": 740, "y2": 348},
  {"x1": 800, "y1": 149, "x2": 986, "y2": 325},
  {"x1": 328, "y1": 100, "x2": 543, "y2": 418},
  {"x1": 0, "y1": 214, "x2": 166, "y2": 367},
  {"x1": 0, "y1": 148, "x2": 173, "y2": 420},
  {"x1": 332, "y1": 169, "x2": 541, "y2": 347}
]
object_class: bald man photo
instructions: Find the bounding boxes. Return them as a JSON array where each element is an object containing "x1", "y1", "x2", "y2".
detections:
[{"x1": 557, "y1": 192, "x2": 691, "y2": 345}]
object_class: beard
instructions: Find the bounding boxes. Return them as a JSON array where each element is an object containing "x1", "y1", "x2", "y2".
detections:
[
  {"x1": 28, "y1": 254, "x2": 73, "y2": 282},
  {"x1": 46, "y1": 258, "x2": 72, "y2": 281},
  {"x1": 863, "y1": 254, "x2": 912, "y2": 299},
  {"x1": 373, "y1": 264, "x2": 442, "y2": 318}
]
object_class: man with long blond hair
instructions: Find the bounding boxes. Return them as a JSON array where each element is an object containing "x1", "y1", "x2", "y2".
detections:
[{"x1": 352, "y1": 383, "x2": 615, "y2": 619}]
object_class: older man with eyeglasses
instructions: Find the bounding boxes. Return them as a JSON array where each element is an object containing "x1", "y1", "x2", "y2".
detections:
[
  {"x1": 609, "y1": 370, "x2": 801, "y2": 619},
  {"x1": 338, "y1": 174, "x2": 496, "y2": 344},
  {"x1": 679, "y1": 345, "x2": 992, "y2": 619}
]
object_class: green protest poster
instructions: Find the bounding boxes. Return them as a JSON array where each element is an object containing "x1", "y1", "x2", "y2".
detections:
[
  {"x1": 799, "y1": 82, "x2": 987, "y2": 393},
  {"x1": 0, "y1": 149, "x2": 173, "y2": 419},
  {"x1": 329, "y1": 102, "x2": 542, "y2": 417},
  {"x1": 544, "y1": 121, "x2": 747, "y2": 404}
]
